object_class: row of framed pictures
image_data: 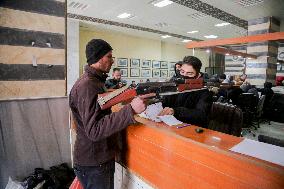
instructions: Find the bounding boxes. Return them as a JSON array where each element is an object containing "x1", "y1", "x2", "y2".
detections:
[
  {"x1": 116, "y1": 58, "x2": 176, "y2": 69},
  {"x1": 119, "y1": 68, "x2": 175, "y2": 78}
]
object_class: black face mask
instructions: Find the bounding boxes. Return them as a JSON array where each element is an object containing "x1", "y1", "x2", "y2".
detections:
[{"x1": 177, "y1": 74, "x2": 196, "y2": 80}]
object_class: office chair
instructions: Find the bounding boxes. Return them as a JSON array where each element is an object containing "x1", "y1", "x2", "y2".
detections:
[
  {"x1": 258, "y1": 135, "x2": 284, "y2": 147},
  {"x1": 237, "y1": 93, "x2": 259, "y2": 129},
  {"x1": 236, "y1": 93, "x2": 259, "y2": 137},
  {"x1": 208, "y1": 102, "x2": 243, "y2": 137},
  {"x1": 252, "y1": 95, "x2": 266, "y2": 128}
]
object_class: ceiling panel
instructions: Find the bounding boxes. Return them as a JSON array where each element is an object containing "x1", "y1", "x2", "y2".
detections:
[{"x1": 67, "y1": 0, "x2": 284, "y2": 44}]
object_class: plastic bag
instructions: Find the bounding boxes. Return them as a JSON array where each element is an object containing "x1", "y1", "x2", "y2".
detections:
[{"x1": 5, "y1": 177, "x2": 24, "y2": 189}]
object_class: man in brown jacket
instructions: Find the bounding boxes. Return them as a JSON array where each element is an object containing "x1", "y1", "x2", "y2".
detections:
[{"x1": 69, "y1": 39, "x2": 146, "y2": 189}]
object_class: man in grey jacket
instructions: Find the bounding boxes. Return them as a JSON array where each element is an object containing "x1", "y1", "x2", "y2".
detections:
[{"x1": 69, "y1": 39, "x2": 146, "y2": 189}]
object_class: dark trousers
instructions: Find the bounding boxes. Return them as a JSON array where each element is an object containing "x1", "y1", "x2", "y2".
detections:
[{"x1": 74, "y1": 160, "x2": 115, "y2": 189}]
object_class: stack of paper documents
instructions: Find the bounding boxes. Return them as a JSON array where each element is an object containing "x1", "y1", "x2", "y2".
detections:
[{"x1": 139, "y1": 102, "x2": 183, "y2": 126}]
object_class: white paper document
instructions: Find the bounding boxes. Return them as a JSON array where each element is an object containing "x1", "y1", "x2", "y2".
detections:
[
  {"x1": 158, "y1": 115, "x2": 183, "y2": 126},
  {"x1": 139, "y1": 102, "x2": 163, "y2": 122},
  {"x1": 230, "y1": 138, "x2": 284, "y2": 166},
  {"x1": 138, "y1": 102, "x2": 184, "y2": 126}
]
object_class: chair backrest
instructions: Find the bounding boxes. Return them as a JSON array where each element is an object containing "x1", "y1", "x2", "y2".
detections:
[
  {"x1": 238, "y1": 93, "x2": 259, "y2": 110},
  {"x1": 208, "y1": 102, "x2": 243, "y2": 136},
  {"x1": 256, "y1": 95, "x2": 266, "y2": 117}
]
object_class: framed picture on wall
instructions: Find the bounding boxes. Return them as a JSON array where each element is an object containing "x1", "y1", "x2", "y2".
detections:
[
  {"x1": 169, "y1": 70, "x2": 175, "y2": 77},
  {"x1": 130, "y1": 58, "x2": 140, "y2": 67},
  {"x1": 160, "y1": 70, "x2": 168, "y2": 78},
  {"x1": 117, "y1": 58, "x2": 128, "y2": 67},
  {"x1": 120, "y1": 68, "x2": 128, "y2": 77},
  {"x1": 160, "y1": 61, "x2": 168, "y2": 69},
  {"x1": 130, "y1": 68, "x2": 140, "y2": 77},
  {"x1": 152, "y1": 69, "x2": 160, "y2": 78},
  {"x1": 170, "y1": 62, "x2": 176, "y2": 70},
  {"x1": 142, "y1": 60, "x2": 151, "y2": 68},
  {"x1": 141, "y1": 69, "x2": 151, "y2": 77},
  {"x1": 152, "y1": 60, "x2": 160, "y2": 68}
]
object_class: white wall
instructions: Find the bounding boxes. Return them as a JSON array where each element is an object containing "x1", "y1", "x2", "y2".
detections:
[
  {"x1": 79, "y1": 27, "x2": 209, "y2": 83},
  {"x1": 67, "y1": 19, "x2": 80, "y2": 95}
]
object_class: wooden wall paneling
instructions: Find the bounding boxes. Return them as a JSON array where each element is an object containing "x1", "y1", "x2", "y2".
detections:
[{"x1": 122, "y1": 119, "x2": 284, "y2": 189}]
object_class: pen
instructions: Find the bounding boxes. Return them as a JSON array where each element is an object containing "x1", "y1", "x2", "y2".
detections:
[{"x1": 176, "y1": 124, "x2": 191, "y2": 129}]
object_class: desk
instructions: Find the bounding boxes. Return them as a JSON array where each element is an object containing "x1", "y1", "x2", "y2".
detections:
[{"x1": 119, "y1": 113, "x2": 284, "y2": 189}]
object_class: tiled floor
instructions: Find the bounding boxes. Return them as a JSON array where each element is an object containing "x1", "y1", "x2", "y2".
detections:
[{"x1": 242, "y1": 121, "x2": 284, "y2": 142}]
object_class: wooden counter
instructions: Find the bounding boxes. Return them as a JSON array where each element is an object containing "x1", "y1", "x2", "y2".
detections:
[{"x1": 121, "y1": 115, "x2": 284, "y2": 189}]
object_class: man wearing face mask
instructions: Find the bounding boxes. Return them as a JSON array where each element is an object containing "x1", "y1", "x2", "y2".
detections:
[
  {"x1": 69, "y1": 39, "x2": 147, "y2": 189},
  {"x1": 159, "y1": 56, "x2": 212, "y2": 127}
]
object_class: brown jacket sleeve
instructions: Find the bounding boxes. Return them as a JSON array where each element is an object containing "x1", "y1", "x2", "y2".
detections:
[{"x1": 75, "y1": 81, "x2": 136, "y2": 142}]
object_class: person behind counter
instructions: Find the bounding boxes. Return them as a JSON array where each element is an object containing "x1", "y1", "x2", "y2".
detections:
[
  {"x1": 129, "y1": 80, "x2": 137, "y2": 88},
  {"x1": 69, "y1": 39, "x2": 147, "y2": 189},
  {"x1": 159, "y1": 56, "x2": 212, "y2": 127},
  {"x1": 170, "y1": 61, "x2": 183, "y2": 81},
  {"x1": 105, "y1": 68, "x2": 127, "y2": 89}
]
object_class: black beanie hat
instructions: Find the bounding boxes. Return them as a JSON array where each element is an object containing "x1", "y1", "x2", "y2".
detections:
[{"x1": 86, "y1": 39, "x2": 113, "y2": 65}]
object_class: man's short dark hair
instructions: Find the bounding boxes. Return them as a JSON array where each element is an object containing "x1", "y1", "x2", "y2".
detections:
[
  {"x1": 182, "y1": 56, "x2": 202, "y2": 73},
  {"x1": 113, "y1": 68, "x2": 120, "y2": 72},
  {"x1": 176, "y1": 61, "x2": 182, "y2": 66}
]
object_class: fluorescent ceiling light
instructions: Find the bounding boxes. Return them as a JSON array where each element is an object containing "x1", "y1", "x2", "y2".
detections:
[
  {"x1": 187, "y1": 30, "x2": 199, "y2": 34},
  {"x1": 153, "y1": 0, "x2": 173, "y2": 8},
  {"x1": 182, "y1": 39, "x2": 192, "y2": 43},
  {"x1": 204, "y1": 35, "x2": 218, "y2": 39},
  {"x1": 117, "y1": 13, "x2": 131, "y2": 19},
  {"x1": 161, "y1": 35, "x2": 171, "y2": 38},
  {"x1": 215, "y1": 22, "x2": 231, "y2": 27}
]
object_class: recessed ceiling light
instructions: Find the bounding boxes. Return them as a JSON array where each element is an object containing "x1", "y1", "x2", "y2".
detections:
[
  {"x1": 225, "y1": 53, "x2": 230, "y2": 56},
  {"x1": 161, "y1": 35, "x2": 171, "y2": 38},
  {"x1": 187, "y1": 31, "x2": 199, "y2": 34},
  {"x1": 117, "y1": 13, "x2": 131, "y2": 19},
  {"x1": 204, "y1": 35, "x2": 218, "y2": 39},
  {"x1": 155, "y1": 22, "x2": 169, "y2": 27},
  {"x1": 153, "y1": 0, "x2": 173, "y2": 8},
  {"x1": 215, "y1": 23, "x2": 231, "y2": 27},
  {"x1": 277, "y1": 62, "x2": 280, "y2": 65},
  {"x1": 68, "y1": 1, "x2": 90, "y2": 10},
  {"x1": 238, "y1": 55, "x2": 242, "y2": 58},
  {"x1": 188, "y1": 12, "x2": 207, "y2": 19},
  {"x1": 206, "y1": 49, "x2": 210, "y2": 53},
  {"x1": 182, "y1": 39, "x2": 192, "y2": 43},
  {"x1": 247, "y1": 57, "x2": 252, "y2": 60},
  {"x1": 238, "y1": 0, "x2": 264, "y2": 7}
]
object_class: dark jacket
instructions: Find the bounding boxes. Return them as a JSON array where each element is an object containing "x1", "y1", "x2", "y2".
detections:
[
  {"x1": 105, "y1": 78, "x2": 120, "y2": 89},
  {"x1": 105, "y1": 78, "x2": 126, "y2": 89},
  {"x1": 69, "y1": 66, "x2": 136, "y2": 166},
  {"x1": 162, "y1": 89, "x2": 212, "y2": 127}
]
